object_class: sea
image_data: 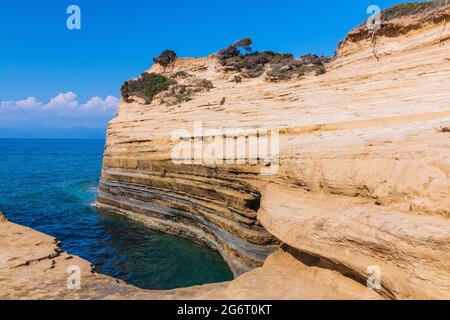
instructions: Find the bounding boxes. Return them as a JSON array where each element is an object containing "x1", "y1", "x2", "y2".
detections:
[{"x1": 0, "y1": 139, "x2": 233, "y2": 290}]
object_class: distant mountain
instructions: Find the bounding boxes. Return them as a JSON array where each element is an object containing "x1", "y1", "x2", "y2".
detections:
[{"x1": 0, "y1": 127, "x2": 107, "y2": 139}]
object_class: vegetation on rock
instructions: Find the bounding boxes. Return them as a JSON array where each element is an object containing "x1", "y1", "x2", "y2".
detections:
[
  {"x1": 266, "y1": 54, "x2": 328, "y2": 81},
  {"x1": 122, "y1": 39, "x2": 332, "y2": 105},
  {"x1": 121, "y1": 67, "x2": 215, "y2": 105},
  {"x1": 160, "y1": 84, "x2": 192, "y2": 105},
  {"x1": 381, "y1": 0, "x2": 447, "y2": 20},
  {"x1": 121, "y1": 73, "x2": 176, "y2": 104},
  {"x1": 171, "y1": 70, "x2": 190, "y2": 79},
  {"x1": 196, "y1": 79, "x2": 214, "y2": 90},
  {"x1": 218, "y1": 38, "x2": 329, "y2": 81},
  {"x1": 160, "y1": 78, "x2": 214, "y2": 106},
  {"x1": 218, "y1": 38, "x2": 253, "y2": 60},
  {"x1": 153, "y1": 50, "x2": 178, "y2": 69}
]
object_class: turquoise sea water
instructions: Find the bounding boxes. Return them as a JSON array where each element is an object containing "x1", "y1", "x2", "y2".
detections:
[{"x1": 0, "y1": 139, "x2": 233, "y2": 290}]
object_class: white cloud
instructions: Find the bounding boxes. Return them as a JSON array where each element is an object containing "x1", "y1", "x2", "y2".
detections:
[
  {"x1": 0, "y1": 92, "x2": 119, "y2": 128},
  {"x1": 15, "y1": 97, "x2": 43, "y2": 109},
  {"x1": 80, "y1": 96, "x2": 119, "y2": 113},
  {"x1": 43, "y1": 92, "x2": 79, "y2": 111}
]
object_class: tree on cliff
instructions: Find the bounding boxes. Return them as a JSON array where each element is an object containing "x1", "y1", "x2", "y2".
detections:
[
  {"x1": 153, "y1": 50, "x2": 178, "y2": 71},
  {"x1": 218, "y1": 38, "x2": 253, "y2": 60}
]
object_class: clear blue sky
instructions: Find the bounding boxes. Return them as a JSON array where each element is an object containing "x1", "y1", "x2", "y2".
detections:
[{"x1": 0, "y1": 0, "x2": 411, "y2": 138}]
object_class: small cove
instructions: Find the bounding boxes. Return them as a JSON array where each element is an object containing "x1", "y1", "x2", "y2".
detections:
[{"x1": 0, "y1": 139, "x2": 233, "y2": 290}]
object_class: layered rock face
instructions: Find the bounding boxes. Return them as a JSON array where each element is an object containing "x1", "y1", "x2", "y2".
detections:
[
  {"x1": 98, "y1": 4, "x2": 450, "y2": 299},
  {"x1": 98, "y1": 163, "x2": 279, "y2": 275}
]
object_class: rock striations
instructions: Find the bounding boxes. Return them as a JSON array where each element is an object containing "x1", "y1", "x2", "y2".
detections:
[{"x1": 97, "y1": 167, "x2": 280, "y2": 275}]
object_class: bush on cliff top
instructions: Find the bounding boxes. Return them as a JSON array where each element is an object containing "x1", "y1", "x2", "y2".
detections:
[
  {"x1": 153, "y1": 50, "x2": 178, "y2": 69},
  {"x1": 121, "y1": 73, "x2": 176, "y2": 104},
  {"x1": 218, "y1": 39, "x2": 329, "y2": 81},
  {"x1": 218, "y1": 38, "x2": 253, "y2": 60},
  {"x1": 381, "y1": 1, "x2": 447, "y2": 20}
]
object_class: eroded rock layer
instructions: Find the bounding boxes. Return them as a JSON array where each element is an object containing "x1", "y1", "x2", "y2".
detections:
[{"x1": 97, "y1": 162, "x2": 279, "y2": 275}]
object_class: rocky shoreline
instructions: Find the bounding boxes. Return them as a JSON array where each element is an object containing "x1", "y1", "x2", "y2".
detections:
[{"x1": 0, "y1": 211, "x2": 380, "y2": 299}]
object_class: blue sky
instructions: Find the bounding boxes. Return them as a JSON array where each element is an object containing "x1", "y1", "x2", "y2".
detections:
[{"x1": 0, "y1": 0, "x2": 411, "y2": 138}]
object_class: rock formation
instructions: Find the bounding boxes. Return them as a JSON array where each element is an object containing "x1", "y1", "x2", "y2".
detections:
[
  {"x1": 1, "y1": 2, "x2": 449, "y2": 300},
  {"x1": 0, "y1": 216, "x2": 380, "y2": 299},
  {"x1": 96, "y1": 2, "x2": 450, "y2": 299}
]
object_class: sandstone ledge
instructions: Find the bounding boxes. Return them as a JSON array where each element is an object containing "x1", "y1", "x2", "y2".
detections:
[{"x1": 0, "y1": 215, "x2": 380, "y2": 300}]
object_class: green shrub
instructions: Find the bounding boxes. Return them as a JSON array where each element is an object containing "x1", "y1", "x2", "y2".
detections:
[
  {"x1": 121, "y1": 73, "x2": 176, "y2": 104},
  {"x1": 220, "y1": 51, "x2": 288, "y2": 78},
  {"x1": 153, "y1": 50, "x2": 178, "y2": 68},
  {"x1": 162, "y1": 84, "x2": 193, "y2": 106},
  {"x1": 313, "y1": 65, "x2": 326, "y2": 75},
  {"x1": 158, "y1": 78, "x2": 214, "y2": 106},
  {"x1": 218, "y1": 39, "x2": 329, "y2": 80},
  {"x1": 218, "y1": 38, "x2": 253, "y2": 60},
  {"x1": 266, "y1": 65, "x2": 293, "y2": 81},
  {"x1": 266, "y1": 54, "x2": 328, "y2": 81},
  {"x1": 196, "y1": 79, "x2": 214, "y2": 90},
  {"x1": 240, "y1": 66, "x2": 265, "y2": 78},
  {"x1": 171, "y1": 71, "x2": 189, "y2": 79}
]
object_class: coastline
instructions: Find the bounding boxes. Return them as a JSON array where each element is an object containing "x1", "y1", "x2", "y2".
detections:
[{"x1": 0, "y1": 211, "x2": 380, "y2": 300}]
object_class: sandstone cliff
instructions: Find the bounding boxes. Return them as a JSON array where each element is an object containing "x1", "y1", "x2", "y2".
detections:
[
  {"x1": 91, "y1": 2, "x2": 449, "y2": 300},
  {"x1": 1, "y1": 2, "x2": 449, "y2": 301},
  {"x1": 98, "y1": 1, "x2": 450, "y2": 299}
]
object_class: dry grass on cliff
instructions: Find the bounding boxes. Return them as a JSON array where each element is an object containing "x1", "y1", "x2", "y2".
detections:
[
  {"x1": 381, "y1": 1, "x2": 448, "y2": 20},
  {"x1": 218, "y1": 38, "x2": 329, "y2": 81},
  {"x1": 120, "y1": 69, "x2": 215, "y2": 106}
]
